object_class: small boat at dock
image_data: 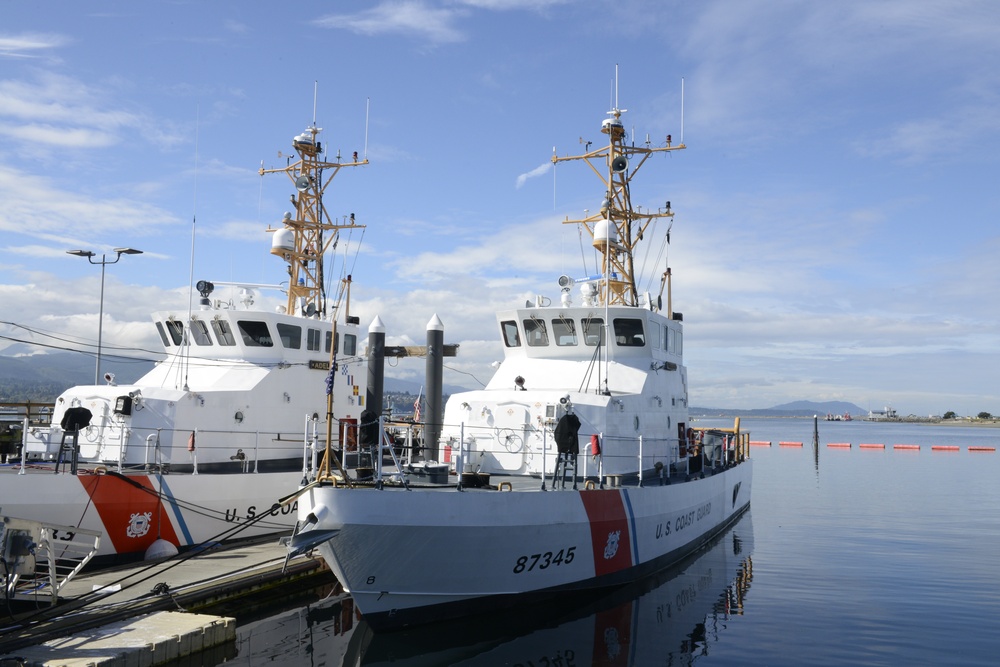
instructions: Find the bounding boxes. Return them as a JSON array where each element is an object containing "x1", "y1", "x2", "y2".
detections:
[
  {"x1": 290, "y1": 85, "x2": 753, "y2": 630},
  {"x1": 1, "y1": 121, "x2": 370, "y2": 562}
]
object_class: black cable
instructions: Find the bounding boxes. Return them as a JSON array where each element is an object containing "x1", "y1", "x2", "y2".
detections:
[{"x1": 5, "y1": 497, "x2": 296, "y2": 632}]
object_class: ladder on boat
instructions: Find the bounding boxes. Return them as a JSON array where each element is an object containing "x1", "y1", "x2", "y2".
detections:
[
  {"x1": 1, "y1": 516, "x2": 102, "y2": 605},
  {"x1": 552, "y1": 452, "x2": 578, "y2": 489},
  {"x1": 55, "y1": 429, "x2": 81, "y2": 474}
]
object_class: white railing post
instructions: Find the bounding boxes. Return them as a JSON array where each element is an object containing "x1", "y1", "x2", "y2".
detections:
[
  {"x1": 302, "y1": 414, "x2": 311, "y2": 480},
  {"x1": 541, "y1": 428, "x2": 548, "y2": 491},
  {"x1": 18, "y1": 417, "x2": 27, "y2": 475},
  {"x1": 253, "y1": 431, "x2": 260, "y2": 473},
  {"x1": 376, "y1": 415, "x2": 385, "y2": 486},
  {"x1": 599, "y1": 431, "x2": 605, "y2": 488},
  {"x1": 117, "y1": 427, "x2": 126, "y2": 473},
  {"x1": 190, "y1": 429, "x2": 198, "y2": 475},
  {"x1": 638, "y1": 434, "x2": 644, "y2": 487},
  {"x1": 456, "y1": 423, "x2": 465, "y2": 491}
]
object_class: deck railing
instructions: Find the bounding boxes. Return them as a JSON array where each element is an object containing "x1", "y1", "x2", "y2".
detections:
[{"x1": 312, "y1": 415, "x2": 749, "y2": 490}]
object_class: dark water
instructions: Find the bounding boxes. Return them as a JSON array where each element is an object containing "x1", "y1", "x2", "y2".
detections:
[{"x1": 214, "y1": 418, "x2": 1000, "y2": 666}]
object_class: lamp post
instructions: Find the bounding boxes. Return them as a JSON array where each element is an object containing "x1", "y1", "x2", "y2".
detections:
[{"x1": 67, "y1": 247, "x2": 144, "y2": 384}]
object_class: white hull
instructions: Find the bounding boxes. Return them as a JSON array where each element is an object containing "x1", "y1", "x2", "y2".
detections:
[
  {"x1": 1, "y1": 469, "x2": 303, "y2": 558},
  {"x1": 296, "y1": 462, "x2": 751, "y2": 629},
  {"x1": 346, "y1": 512, "x2": 754, "y2": 666}
]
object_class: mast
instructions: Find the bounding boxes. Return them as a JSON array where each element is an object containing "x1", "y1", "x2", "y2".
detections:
[
  {"x1": 261, "y1": 125, "x2": 367, "y2": 318},
  {"x1": 552, "y1": 106, "x2": 684, "y2": 307}
]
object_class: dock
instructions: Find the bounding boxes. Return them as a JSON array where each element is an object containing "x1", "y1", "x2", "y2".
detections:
[{"x1": 1, "y1": 535, "x2": 333, "y2": 665}]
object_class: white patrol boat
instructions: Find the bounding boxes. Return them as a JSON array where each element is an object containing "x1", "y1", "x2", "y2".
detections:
[
  {"x1": 1, "y1": 121, "x2": 369, "y2": 561},
  {"x1": 290, "y1": 90, "x2": 753, "y2": 630}
]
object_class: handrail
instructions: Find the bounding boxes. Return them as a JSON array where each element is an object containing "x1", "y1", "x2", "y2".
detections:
[{"x1": 296, "y1": 414, "x2": 749, "y2": 490}]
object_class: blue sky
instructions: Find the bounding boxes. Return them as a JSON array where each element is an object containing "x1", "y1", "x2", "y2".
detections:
[{"x1": 1, "y1": 1, "x2": 998, "y2": 417}]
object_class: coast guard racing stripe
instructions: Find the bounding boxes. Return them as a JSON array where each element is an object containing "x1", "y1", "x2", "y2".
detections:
[
  {"x1": 580, "y1": 490, "x2": 634, "y2": 577},
  {"x1": 79, "y1": 474, "x2": 180, "y2": 555}
]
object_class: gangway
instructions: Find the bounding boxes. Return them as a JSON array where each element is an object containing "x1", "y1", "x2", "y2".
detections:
[{"x1": 2, "y1": 516, "x2": 102, "y2": 605}]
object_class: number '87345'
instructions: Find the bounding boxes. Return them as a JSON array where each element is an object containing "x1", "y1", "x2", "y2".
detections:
[{"x1": 513, "y1": 546, "x2": 576, "y2": 574}]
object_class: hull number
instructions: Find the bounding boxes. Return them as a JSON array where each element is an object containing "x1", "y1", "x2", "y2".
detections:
[{"x1": 513, "y1": 546, "x2": 576, "y2": 574}]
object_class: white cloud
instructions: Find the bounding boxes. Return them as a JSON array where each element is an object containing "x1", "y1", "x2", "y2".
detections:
[
  {"x1": 515, "y1": 161, "x2": 552, "y2": 188},
  {"x1": 314, "y1": 1, "x2": 467, "y2": 44},
  {"x1": 0, "y1": 72, "x2": 186, "y2": 152},
  {"x1": 0, "y1": 165, "x2": 180, "y2": 240},
  {"x1": 0, "y1": 33, "x2": 67, "y2": 59},
  {"x1": 456, "y1": 0, "x2": 569, "y2": 9}
]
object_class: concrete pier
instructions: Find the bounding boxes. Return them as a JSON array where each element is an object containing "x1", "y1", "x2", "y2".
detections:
[
  {"x1": 9, "y1": 611, "x2": 236, "y2": 666},
  {"x1": 1, "y1": 536, "x2": 333, "y2": 664}
]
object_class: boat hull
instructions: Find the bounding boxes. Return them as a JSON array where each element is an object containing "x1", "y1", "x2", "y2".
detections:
[
  {"x1": 0, "y1": 468, "x2": 301, "y2": 558},
  {"x1": 296, "y1": 461, "x2": 751, "y2": 629}
]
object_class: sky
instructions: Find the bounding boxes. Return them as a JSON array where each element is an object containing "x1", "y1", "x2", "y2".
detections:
[{"x1": 1, "y1": 1, "x2": 999, "y2": 417}]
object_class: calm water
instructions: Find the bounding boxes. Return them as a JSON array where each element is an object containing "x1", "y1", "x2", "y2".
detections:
[{"x1": 214, "y1": 418, "x2": 1000, "y2": 666}]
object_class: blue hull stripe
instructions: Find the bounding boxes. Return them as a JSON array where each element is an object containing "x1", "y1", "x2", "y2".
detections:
[
  {"x1": 156, "y1": 476, "x2": 194, "y2": 545},
  {"x1": 621, "y1": 488, "x2": 638, "y2": 565}
]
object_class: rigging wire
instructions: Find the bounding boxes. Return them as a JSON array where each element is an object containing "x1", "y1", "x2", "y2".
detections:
[
  {"x1": 577, "y1": 221, "x2": 591, "y2": 278},
  {"x1": 3, "y1": 503, "x2": 293, "y2": 634},
  {"x1": 183, "y1": 105, "x2": 201, "y2": 393}
]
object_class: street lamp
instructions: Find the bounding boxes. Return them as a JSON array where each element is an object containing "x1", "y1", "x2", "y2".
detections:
[{"x1": 67, "y1": 247, "x2": 144, "y2": 384}]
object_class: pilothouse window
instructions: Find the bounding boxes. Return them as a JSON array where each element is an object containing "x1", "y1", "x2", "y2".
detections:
[
  {"x1": 553, "y1": 318, "x2": 578, "y2": 346},
  {"x1": 277, "y1": 323, "x2": 302, "y2": 349},
  {"x1": 190, "y1": 319, "x2": 213, "y2": 346},
  {"x1": 613, "y1": 318, "x2": 646, "y2": 347},
  {"x1": 583, "y1": 317, "x2": 605, "y2": 346},
  {"x1": 307, "y1": 328, "x2": 321, "y2": 351},
  {"x1": 164, "y1": 320, "x2": 184, "y2": 345},
  {"x1": 523, "y1": 318, "x2": 549, "y2": 347},
  {"x1": 155, "y1": 322, "x2": 171, "y2": 347},
  {"x1": 238, "y1": 320, "x2": 273, "y2": 347},
  {"x1": 212, "y1": 319, "x2": 236, "y2": 346},
  {"x1": 501, "y1": 321, "x2": 521, "y2": 348},
  {"x1": 344, "y1": 333, "x2": 357, "y2": 356}
]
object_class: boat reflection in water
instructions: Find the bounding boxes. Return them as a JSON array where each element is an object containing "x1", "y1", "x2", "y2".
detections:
[{"x1": 228, "y1": 513, "x2": 753, "y2": 666}]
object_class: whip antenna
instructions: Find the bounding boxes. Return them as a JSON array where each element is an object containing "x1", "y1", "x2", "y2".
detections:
[
  {"x1": 364, "y1": 97, "x2": 370, "y2": 160},
  {"x1": 680, "y1": 77, "x2": 685, "y2": 144}
]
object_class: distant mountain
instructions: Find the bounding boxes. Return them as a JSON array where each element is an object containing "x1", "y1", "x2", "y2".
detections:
[
  {"x1": 770, "y1": 400, "x2": 866, "y2": 415},
  {"x1": 0, "y1": 353, "x2": 866, "y2": 417},
  {"x1": 691, "y1": 400, "x2": 866, "y2": 418},
  {"x1": 383, "y1": 376, "x2": 471, "y2": 397},
  {"x1": 0, "y1": 352, "x2": 469, "y2": 402},
  {"x1": 0, "y1": 352, "x2": 155, "y2": 401}
]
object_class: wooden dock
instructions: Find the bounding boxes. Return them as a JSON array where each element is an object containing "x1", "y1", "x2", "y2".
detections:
[{"x1": 1, "y1": 536, "x2": 332, "y2": 665}]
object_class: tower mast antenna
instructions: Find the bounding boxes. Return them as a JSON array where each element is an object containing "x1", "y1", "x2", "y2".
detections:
[{"x1": 312, "y1": 80, "x2": 318, "y2": 127}]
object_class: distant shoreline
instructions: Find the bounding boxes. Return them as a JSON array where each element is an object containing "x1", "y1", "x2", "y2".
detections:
[{"x1": 692, "y1": 415, "x2": 1000, "y2": 428}]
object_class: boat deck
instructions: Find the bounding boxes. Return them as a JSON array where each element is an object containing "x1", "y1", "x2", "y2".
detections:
[{"x1": 340, "y1": 454, "x2": 734, "y2": 493}]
